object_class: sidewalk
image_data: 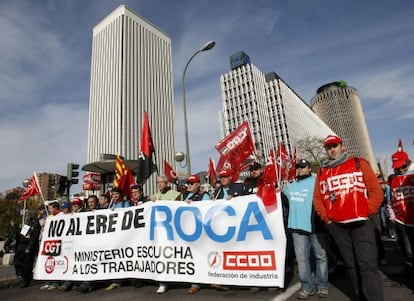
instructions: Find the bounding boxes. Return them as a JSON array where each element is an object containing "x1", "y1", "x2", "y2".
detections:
[
  {"x1": 0, "y1": 257, "x2": 18, "y2": 287},
  {"x1": 1, "y1": 240, "x2": 413, "y2": 298}
]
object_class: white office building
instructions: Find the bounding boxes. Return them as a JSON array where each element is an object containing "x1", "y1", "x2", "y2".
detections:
[
  {"x1": 86, "y1": 5, "x2": 176, "y2": 195},
  {"x1": 220, "y1": 52, "x2": 334, "y2": 159},
  {"x1": 311, "y1": 82, "x2": 377, "y2": 168}
]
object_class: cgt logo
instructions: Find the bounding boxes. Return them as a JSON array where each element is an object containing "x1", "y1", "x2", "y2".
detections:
[
  {"x1": 42, "y1": 240, "x2": 62, "y2": 256},
  {"x1": 223, "y1": 251, "x2": 276, "y2": 271}
]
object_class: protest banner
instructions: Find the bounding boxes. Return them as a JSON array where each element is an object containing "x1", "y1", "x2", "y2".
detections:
[{"x1": 34, "y1": 194, "x2": 286, "y2": 287}]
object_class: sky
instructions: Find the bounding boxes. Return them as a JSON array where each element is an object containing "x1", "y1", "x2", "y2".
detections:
[{"x1": 0, "y1": 0, "x2": 413, "y2": 194}]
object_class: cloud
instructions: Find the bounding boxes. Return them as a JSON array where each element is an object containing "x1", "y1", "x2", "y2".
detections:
[{"x1": 0, "y1": 103, "x2": 88, "y2": 192}]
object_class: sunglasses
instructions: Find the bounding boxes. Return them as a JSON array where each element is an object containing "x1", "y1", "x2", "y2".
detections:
[{"x1": 399, "y1": 164, "x2": 408, "y2": 170}]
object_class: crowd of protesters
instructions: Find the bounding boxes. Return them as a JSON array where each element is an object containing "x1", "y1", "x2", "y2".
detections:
[{"x1": 11, "y1": 135, "x2": 413, "y2": 300}]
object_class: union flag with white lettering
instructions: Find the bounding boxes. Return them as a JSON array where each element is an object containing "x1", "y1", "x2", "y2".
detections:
[{"x1": 215, "y1": 121, "x2": 255, "y2": 181}]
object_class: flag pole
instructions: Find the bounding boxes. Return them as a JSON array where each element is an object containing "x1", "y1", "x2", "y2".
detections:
[
  {"x1": 34, "y1": 172, "x2": 49, "y2": 215},
  {"x1": 22, "y1": 199, "x2": 27, "y2": 226}
]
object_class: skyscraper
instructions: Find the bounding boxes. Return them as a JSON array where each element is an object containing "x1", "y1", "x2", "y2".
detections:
[
  {"x1": 220, "y1": 52, "x2": 334, "y2": 159},
  {"x1": 311, "y1": 81, "x2": 376, "y2": 168},
  {"x1": 87, "y1": 5, "x2": 176, "y2": 195}
]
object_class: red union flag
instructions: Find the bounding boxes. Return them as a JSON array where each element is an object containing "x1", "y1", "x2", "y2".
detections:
[
  {"x1": 83, "y1": 173, "x2": 101, "y2": 191},
  {"x1": 113, "y1": 155, "x2": 135, "y2": 197},
  {"x1": 215, "y1": 121, "x2": 255, "y2": 180},
  {"x1": 398, "y1": 138, "x2": 403, "y2": 152},
  {"x1": 288, "y1": 146, "x2": 297, "y2": 181},
  {"x1": 19, "y1": 173, "x2": 41, "y2": 202},
  {"x1": 257, "y1": 149, "x2": 277, "y2": 212},
  {"x1": 137, "y1": 111, "x2": 158, "y2": 185},
  {"x1": 163, "y1": 160, "x2": 177, "y2": 184},
  {"x1": 276, "y1": 142, "x2": 291, "y2": 183},
  {"x1": 207, "y1": 157, "x2": 217, "y2": 185}
]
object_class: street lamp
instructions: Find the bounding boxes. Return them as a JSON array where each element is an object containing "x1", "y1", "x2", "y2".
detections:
[
  {"x1": 21, "y1": 178, "x2": 30, "y2": 225},
  {"x1": 181, "y1": 40, "x2": 216, "y2": 176}
]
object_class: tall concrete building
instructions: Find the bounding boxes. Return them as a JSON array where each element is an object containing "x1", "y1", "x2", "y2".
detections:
[
  {"x1": 37, "y1": 173, "x2": 59, "y2": 200},
  {"x1": 311, "y1": 81, "x2": 376, "y2": 168},
  {"x1": 220, "y1": 52, "x2": 334, "y2": 159},
  {"x1": 86, "y1": 5, "x2": 176, "y2": 195}
]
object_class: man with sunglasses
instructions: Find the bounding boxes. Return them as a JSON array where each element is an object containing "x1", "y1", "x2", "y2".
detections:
[
  {"x1": 313, "y1": 135, "x2": 384, "y2": 301},
  {"x1": 387, "y1": 147, "x2": 414, "y2": 274},
  {"x1": 183, "y1": 175, "x2": 211, "y2": 203},
  {"x1": 182, "y1": 174, "x2": 211, "y2": 294},
  {"x1": 213, "y1": 169, "x2": 243, "y2": 200},
  {"x1": 285, "y1": 159, "x2": 328, "y2": 299}
]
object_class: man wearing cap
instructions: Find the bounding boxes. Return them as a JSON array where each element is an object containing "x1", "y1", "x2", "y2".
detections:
[
  {"x1": 242, "y1": 162, "x2": 264, "y2": 195},
  {"x1": 61, "y1": 202, "x2": 70, "y2": 214},
  {"x1": 182, "y1": 176, "x2": 211, "y2": 294},
  {"x1": 387, "y1": 148, "x2": 414, "y2": 272},
  {"x1": 284, "y1": 159, "x2": 328, "y2": 299},
  {"x1": 183, "y1": 175, "x2": 211, "y2": 204},
  {"x1": 213, "y1": 170, "x2": 243, "y2": 200},
  {"x1": 313, "y1": 135, "x2": 384, "y2": 301}
]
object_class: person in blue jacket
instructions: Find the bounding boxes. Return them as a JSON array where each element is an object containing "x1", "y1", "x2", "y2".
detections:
[{"x1": 284, "y1": 159, "x2": 328, "y2": 299}]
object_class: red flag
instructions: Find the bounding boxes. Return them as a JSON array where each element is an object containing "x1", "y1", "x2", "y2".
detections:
[
  {"x1": 114, "y1": 155, "x2": 128, "y2": 188},
  {"x1": 207, "y1": 157, "x2": 217, "y2": 185},
  {"x1": 163, "y1": 160, "x2": 177, "y2": 183},
  {"x1": 19, "y1": 173, "x2": 41, "y2": 203},
  {"x1": 215, "y1": 121, "x2": 255, "y2": 181},
  {"x1": 398, "y1": 138, "x2": 403, "y2": 152},
  {"x1": 137, "y1": 111, "x2": 158, "y2": 185},
  {"x1": 276, "y1": 142, "x2": 290, "y2": 183},
  {"x1": 118, "y1": 167, "x2": 136, "y2": 198},
  {"x1": 288, "y1": 147, "x2": 297, "y2": 181},
  {"x1": 257, "y1": 150, "x2": 278, "y2": 212},
  {"x1": 114, "y1": 155, "x2": 135, "y2": 197},
  {"x1": 261, "y1": 149, "x2": 277, "y2": 184}
]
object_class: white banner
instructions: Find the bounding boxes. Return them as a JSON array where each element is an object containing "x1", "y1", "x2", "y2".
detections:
[{"x1": 34, "y1": 195, "x2": 286, "y2": 287}]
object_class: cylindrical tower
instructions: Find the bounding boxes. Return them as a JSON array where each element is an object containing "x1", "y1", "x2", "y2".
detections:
[{"x1": 311, "y1": 81, "x2": 376, "y2": 169}]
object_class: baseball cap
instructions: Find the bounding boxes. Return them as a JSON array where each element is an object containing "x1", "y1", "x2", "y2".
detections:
[
  {"x1": 187, "y1": 175, "x2": 200, "y2": 184},
  {"x1": 391, "y1": 151, "x2": 409, "y2": 169},
  {"x1": 295, "y1": 159, "x2": 311, "y2": 168},
  {"x1": 323, "y1": 135, "x2": 343, "y2": 146},
  {"x1": 249, "y1": 162, "x2": 262, "y2": 171},
  {"x1": 219, "y1": 170, "x2": 232, "y2": 178},
  {"x1": 71, "y1": 198, "x2": 82, "y2": 206},
  {"x1": 61, "y1": 202, "x2": 69, "y2": 209}
]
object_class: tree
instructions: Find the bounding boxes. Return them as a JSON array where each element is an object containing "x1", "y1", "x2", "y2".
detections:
[
  {"x1": 295, "y1": 136, "x2": 327, "y2": 168},
  {"x1": 0, "y1": 188, "x2": 39, "y2": 239}
]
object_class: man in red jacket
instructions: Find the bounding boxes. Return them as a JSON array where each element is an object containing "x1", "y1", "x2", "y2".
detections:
[{"x1": 313, "y1": 135, "x2": 383, "y2": 301}]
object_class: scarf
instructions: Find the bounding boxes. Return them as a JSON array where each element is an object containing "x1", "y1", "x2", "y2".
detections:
[{"x1": 323, "y1": 152, "x2": 350, "y2": 168}]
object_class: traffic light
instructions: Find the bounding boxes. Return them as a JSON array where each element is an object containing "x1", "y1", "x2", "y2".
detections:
[
  {"x1": 56, "y1": 175, "x2": 68, "y2": 195},
  {"x1": 67, "y1": 163, "x2": 80, "y2": 185}
]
